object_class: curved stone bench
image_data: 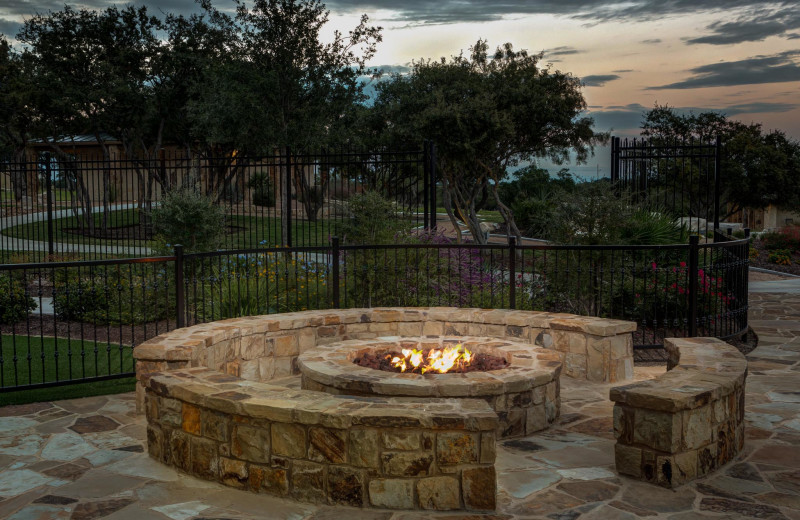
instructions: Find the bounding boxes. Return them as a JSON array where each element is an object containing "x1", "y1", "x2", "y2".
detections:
[
  {"x1": 610, "y1": 337, "x2": 748, "y2": 488},
  {"x1": 134, "y1": 307, "x2": 636, "y2": 511}
]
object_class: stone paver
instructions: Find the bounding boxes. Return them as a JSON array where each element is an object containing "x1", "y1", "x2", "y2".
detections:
[{"x1": 1, "y1": 293, "x2": 799, "y2": 518}]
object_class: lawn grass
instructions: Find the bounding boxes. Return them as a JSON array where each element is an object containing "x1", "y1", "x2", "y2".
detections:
[
  {"x1": 0, "y1": 377, "x2": 135, "y2": 406},
  {"x1": 3, "y1": 207, "x2": 341, "y2": 249},
  {"x1": 0, "y1": 334, "x2": 134, "y2": 399}
]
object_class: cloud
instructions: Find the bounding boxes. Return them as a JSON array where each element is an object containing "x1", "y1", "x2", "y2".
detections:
[
  {"x1": 320, "y1": 0, "x2": 795, "y2": 26},
  {"x1": 0, "y1": 17, "x2": 21, "y2": 38},
  {"x1": 649, "y1": 50, "x2": 800, "y2": 89},
  {"x1": 582, "y1": 74, "x2": 620, "y2": 86},
  {"x1": 587, "y1": 101, "x2": 799, "y2": 133},
  {"x1": 686, "y1": 9, "x2": 800, "y2": 45},
  {"x1": 546, "y1": 45, "x2": 582, "y2": 56},
  {"x1": 641, "y1": 38, "x2": 661, "y2": 44}
]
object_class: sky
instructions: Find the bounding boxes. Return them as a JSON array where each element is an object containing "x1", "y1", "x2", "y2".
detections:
[{"x1": 1, "y1": 0, "x2": 799, "y2": 177}]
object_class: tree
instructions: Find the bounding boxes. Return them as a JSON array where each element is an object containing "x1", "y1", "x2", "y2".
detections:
[
  {"x1": 369, "y1": 40, "x2": 603, "y2": 243},
  {"x1": 0, "y1": 37, "x2": 34, "y2": 200},
  {"x1": 641, "y1": 105, "x2": 800, "y2": 221},
  {"x1": 192, "y1": 0, "x2": 382, "y2": 225},
  {"x1": 17, "y1": 6, "x2": 162, "y2": 232}
]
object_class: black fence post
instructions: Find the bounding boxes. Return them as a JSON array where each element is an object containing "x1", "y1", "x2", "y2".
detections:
[
  {"x1": 508, "y1": 237, "x2": 517, "y2": 310},
  {"x1": 284, "y1": 147, "x2": 293, "y2": 248},
  {"x1": 44, "y1": 153, "x2": 55, "y2": 257},
  {"x1": 423, "y1": 141, "x2": 430, "y2": 231},
  {"x1": 175, "y1": 244, "x2": 185, "y2": 328},
  {"x1": 331, "y1": 236, "x2": 340, "y2": 309},
  {"x1": 688, "y1": 235, "x2": 699, "y2": 338},
  {"x1": 430, "y1": 143, "x2": 437, "y2": 231},
  {"x1": 714, "y1": 135, "x2": 722, "y2": 234}
]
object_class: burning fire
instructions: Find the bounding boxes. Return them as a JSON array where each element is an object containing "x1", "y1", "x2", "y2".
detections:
[{"x1": 390, "y1": 344, "x2": 472, "y2": 374}]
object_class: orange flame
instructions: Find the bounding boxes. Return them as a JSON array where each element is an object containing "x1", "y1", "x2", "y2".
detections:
[{"x1": 390, "y1": 344, "x2": 472, "y2": 374}]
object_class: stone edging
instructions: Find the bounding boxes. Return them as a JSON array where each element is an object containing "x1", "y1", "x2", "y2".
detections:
[
  {"x1": 298, "y1": 336, "x2": 562, "y2": 437},
  {"x1": 610, "y1": 337, "x2": 748, "y2": 488},
  {"x1": 134, "y1": 307, "x2": 637, "y2": 511}
]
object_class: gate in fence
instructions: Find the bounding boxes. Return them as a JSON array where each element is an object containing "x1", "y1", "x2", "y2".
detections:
[{"x1": 611, "y1": 136, "x2": 721, "y2": 237}]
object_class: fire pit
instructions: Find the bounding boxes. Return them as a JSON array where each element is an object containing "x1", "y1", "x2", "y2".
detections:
[{"x1": 298, "y1": 336, "x2": 562, "y2": 438}]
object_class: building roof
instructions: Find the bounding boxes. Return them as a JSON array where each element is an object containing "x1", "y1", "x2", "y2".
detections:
[{"x1": 30, "y1": 133, "x2": 120, "y2": 145}]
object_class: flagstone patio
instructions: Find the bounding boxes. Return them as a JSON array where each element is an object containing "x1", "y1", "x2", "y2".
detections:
[{"x1": 1, "y1": 292, "x2": 799, "y2": 519}]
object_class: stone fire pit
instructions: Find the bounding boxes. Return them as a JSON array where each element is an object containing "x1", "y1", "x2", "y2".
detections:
[
  {"x1": 299, "y1": 336, "x2": 562, "y2": 438},
  {"x1": 134, "y1": 307, "x2": 637, "y2": 511}
]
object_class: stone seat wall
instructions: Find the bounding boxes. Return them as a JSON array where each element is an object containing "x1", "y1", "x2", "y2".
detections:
[
  {"x1": 610, "y1": 337, "x2": 748, "y2": 489},
  {"x1": 134, "y1": 307, "x2": 637, "y2": 511}
]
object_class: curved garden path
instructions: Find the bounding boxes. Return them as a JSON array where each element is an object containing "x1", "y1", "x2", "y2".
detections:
[
  {"x1": 0, "y1": 286, "x2": 799, "y2": 518},
  {"x1": 0, "y1": 203, "x2": 154, "y2": 256}
]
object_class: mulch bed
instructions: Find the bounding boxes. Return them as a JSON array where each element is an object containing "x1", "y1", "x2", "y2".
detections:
[
  {"x1": 353, "y1": 349, "x2": 509, "y2": 374},
  {"x1": 63, "y1": 223, "x2": 245, "y2": 241},
  {"x1": 749, "y1": 239, "x2": 800, "y2": 276}
]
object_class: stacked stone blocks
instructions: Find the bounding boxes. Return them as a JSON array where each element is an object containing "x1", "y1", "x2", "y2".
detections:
[
  {"x1": 134, "y1": 307, "x2": 637, "y2": 510},
  {"x1": 610, "y1": 337, "x2": 747, "y2": 488}
]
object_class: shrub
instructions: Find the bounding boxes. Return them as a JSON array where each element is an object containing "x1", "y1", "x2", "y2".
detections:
[
  {"x1": 768, "y1": 249, "x2": 792, "y2": 266},
  {"x1": 193, "y1": 252, "x2": 327, "y2": 320},
  {"x1": 0, "y1": 273, "x2": 36, "y2": 324},
  {"x1": 151, "y1": 188, "x2": 226, "y2": 253},
  {"x1": 53, "y1": 266, "x2": 172, "y2": 324},
  {"x1": 762, "y1": 226, "x2": 800, "y2": 251},
  {"x1": 247, "y1": 172, "x2": 276, "y2": 207},
  {"x1": 339, "y1": 191, "x2": 406, "y2": 245}
]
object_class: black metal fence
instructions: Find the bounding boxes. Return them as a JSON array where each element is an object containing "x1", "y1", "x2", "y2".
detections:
[
  {"x1": 1, "y1": 235, "x2": 749, "y2": 393},
  {"x1": 0, "y1": 145, "x2": 436, "y2": 262},
  {"x1": 611, "y1": 136, "x2": 721, "y2": 237}
]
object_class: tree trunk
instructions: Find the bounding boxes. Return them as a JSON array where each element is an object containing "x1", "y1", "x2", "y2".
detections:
[{"x1": 10, "y1": 149, "x2": 28, "y2": 200}]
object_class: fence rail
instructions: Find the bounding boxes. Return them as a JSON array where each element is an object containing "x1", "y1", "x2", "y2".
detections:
[
  {"x1": 0, "y1": 145, "x2": 435, "y2": 262},
  {"x1": 1, "y1": 236, "x2": 749, "y2": 392}
]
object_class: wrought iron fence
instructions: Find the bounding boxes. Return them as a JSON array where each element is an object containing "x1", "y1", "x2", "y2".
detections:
[
  {"x1": 0, "y1": 235, "x2": 750, "y2": 393},
  {"x1": 0, "y1": 145, "x2": 435, "y2": 262},
  {"x1": 611, "y1": 136, "x2": 721, "y2": 237}
]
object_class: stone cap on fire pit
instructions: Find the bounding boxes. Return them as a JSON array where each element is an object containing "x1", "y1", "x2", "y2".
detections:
[{"x1": 298, "y1": 336, "x2": 562, "y2": 398}]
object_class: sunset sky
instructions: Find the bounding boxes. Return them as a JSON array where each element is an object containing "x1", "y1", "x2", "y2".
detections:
[{"x1": 2, "y1": 0, "x2": 798, "y2": 176}]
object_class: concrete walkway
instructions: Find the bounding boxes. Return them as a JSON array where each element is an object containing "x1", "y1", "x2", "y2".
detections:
[
  {"x1": 0, "y1": 292, "x2": 799, "y2": 518},
  {"x1": 0, "y1": 203, "x2": 154, "y2": 256}
]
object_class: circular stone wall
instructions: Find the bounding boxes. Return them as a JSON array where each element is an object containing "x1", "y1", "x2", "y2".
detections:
[{"x1": 298, "y1": 336, "x2": 562, "y2": 438}]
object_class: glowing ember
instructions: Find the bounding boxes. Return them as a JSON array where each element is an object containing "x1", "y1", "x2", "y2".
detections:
[{"x1": 390, "y1": 344, "x2": 473, "y2": 374}]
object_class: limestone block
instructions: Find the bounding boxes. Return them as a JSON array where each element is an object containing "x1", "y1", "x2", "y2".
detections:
[
  {"x1": 382, "y1": 452, "x2": 434, "y2": 476},
  {"x1": 327, "y1": 466, "x2": 364, "y2": 507},
  {"x1": 249, "y1": 464, "x2": 289, "y2": 496},
  {"x1": 190, "y1": 436, "x2": 219, "y2": 480},
  {"x1": 232, "y1": 424, "x2": 271, "y2": 464},
  {"x1": 369, "y1": 479, "x2": 415, "y2": 509},
  {"x1": 462, "y1": 466, "x2": 496, "y2": 511},
  {"x1": 349, "y1": 429, "x2": 380, "y2": 468},
  {"x1": 308, "y1": 427, "x2": 347, "y2": 464},
  {"x1": 417, "y1": 476, "x2": 461, "y2": 510},
  {"x1": 291, "y1": 460, "x2": 325, "y2": 503},
  {"x1": 615, "y1": 443, "x2": 642, "y2": 478},
  {"x1": 437, "y1": 432, "x2": 478, "y2": 465},
  {"x1": 272, "y1": 422, "x2": 306, "y2": 458},
  {"x1": 525, "y1": 403, "x2": 547, "y2": 434},
  {"x1": 202, "y1": 410, "x2": 230, "y2": 442},
  {"x1": 383, "y1": 431, "x2": 421, "y2": 451},
  {"x1": 220, "y1": 457, "x2": 248, "y2": 488},
  {"x1": 633, "y1": 409, "x2": 681, "y2": 452},
  {"x1": 682, "y1": 405, "x2": 712, "y2": 450}
]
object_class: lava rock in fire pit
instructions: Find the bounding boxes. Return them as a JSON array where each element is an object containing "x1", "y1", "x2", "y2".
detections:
[{"x1": 353, "y1": 349, "x2": 509, "y2": 374}]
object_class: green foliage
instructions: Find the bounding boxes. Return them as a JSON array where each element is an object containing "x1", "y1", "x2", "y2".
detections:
[
  {"x1": 193, "y1": 252, "x2": 327, "y2": 320},
  {"x1": 151, "y1": 188, "x2": 226, "y2": 253},
  {"x1": 503, "y1": 167, "x2": 576, "y2": 239},
  {"x1": 247, "y1": 171, "x2": 276, "y2": 207},
  {"x1": 619, "y1": 209, "x2": 689, "y2": 246},
  {"x1": 368, "y1": 40, "x2": 603, "y2": 243},
  {"x1": 52, "y1": 267, "x2": 172, "y2": 324},
  {"x1": 762, "y1": 226, "x2": 800, "y2": 252},
  {"x1": 768, "y1": 249, "x2": 792, "y2": 266},
  {"x1": 0, "y1": 273, "x2": 36, "y2": 324},
  {"x1": 550, "y1": 180, "x2": 628, "y2": 245},
  {"x1": 339, "y1": 191, "x2": 406, "y2": 245}
]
